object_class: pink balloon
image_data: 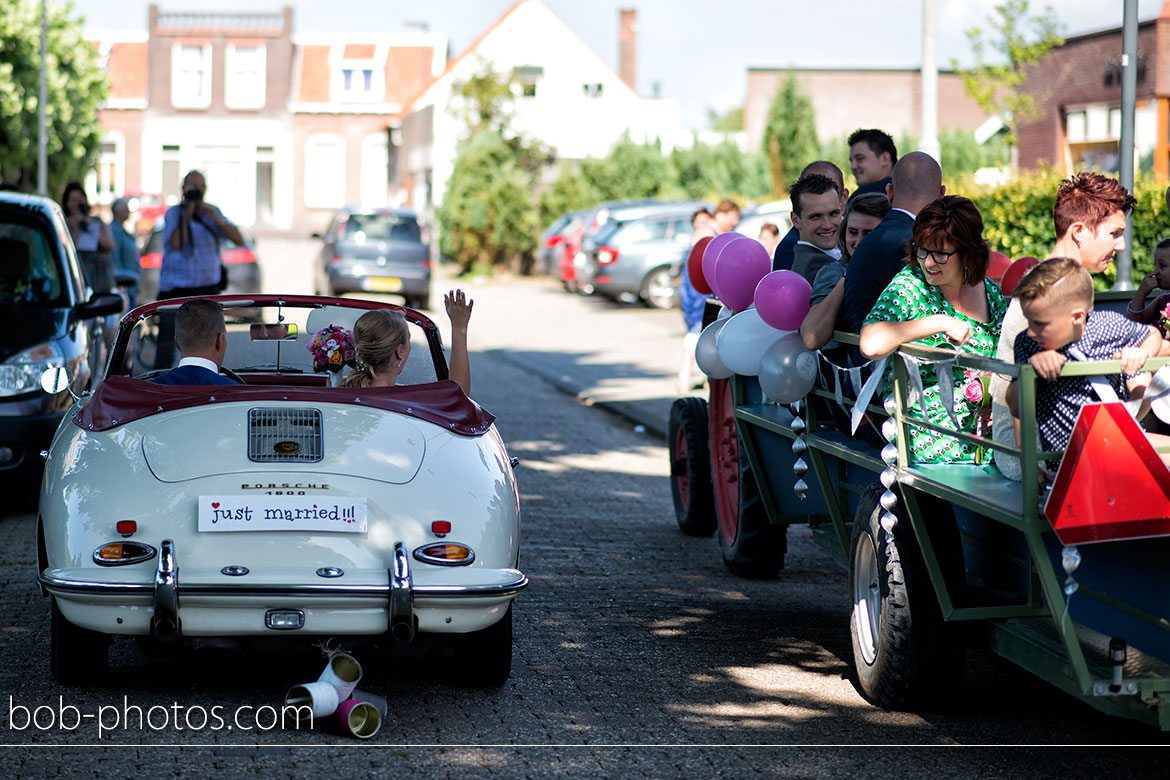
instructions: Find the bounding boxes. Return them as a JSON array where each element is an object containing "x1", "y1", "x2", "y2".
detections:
[
  {"x1": 713, "y1": 239, "x2": 771, "y2": 312},
  {"x1": 754, "y1": 270, "x2": 813, "y2": 331},
  {"x1": 701, "y1": 232, "x2": 744, "y2": 299}
]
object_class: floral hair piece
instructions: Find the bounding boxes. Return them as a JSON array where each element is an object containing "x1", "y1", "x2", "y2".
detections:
[{"x1": 308, "y1": 325, "x2": 357, "y2": 373}]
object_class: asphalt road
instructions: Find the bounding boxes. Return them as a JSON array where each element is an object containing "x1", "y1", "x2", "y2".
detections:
[{"x1": 1, "y1": 240, "x2": 1166, "y2": 774}]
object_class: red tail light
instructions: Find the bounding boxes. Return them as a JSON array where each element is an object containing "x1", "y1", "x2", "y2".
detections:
[
  {"x1": 544, "y1": 235, "x2": 564, "y2": 248},
  {"x1": 140, "y1": 253, "x2": 162, "y2": 269},
  {"x1": 598, "y1": 247, "x2": 619, "y2": 265},
  {"x1": 330, "y1": 254, "x2": 341, "y2": 264},
  {"x1": 222, "y1": 248, "x2": 256, "y2": 264},
  {"x1": 422, "y1": 259, "x2": 431, "y2": 269}
]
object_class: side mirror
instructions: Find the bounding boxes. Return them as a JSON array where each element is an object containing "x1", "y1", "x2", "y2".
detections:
[
  {"x1": 77, "y1": 292, "x2": 124, "y2": 319},
  {"x1": 115, "y1": 271, "x2": 140, "y2": 288},
  {"x1": 249, "y1": 322, "x2": 299, "y2": 340},
  {"x1": 40, "y1": 366, "x2": 72, "y2": 395}
]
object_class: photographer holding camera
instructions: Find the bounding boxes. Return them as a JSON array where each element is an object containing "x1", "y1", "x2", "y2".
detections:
[
  {"x1": 61, "y1": 181, "x2": 116, "y2": 292},
  {"x1": 154, "y1": 169, "x2": 245, "y2": 369}
]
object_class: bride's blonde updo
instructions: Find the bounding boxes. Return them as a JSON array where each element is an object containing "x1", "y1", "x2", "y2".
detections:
[{"x1": 341, "y1": 309, "x2": 409, "y2": 388}]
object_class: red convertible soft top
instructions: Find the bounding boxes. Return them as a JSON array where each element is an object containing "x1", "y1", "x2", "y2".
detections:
[{"x1": 73, "y1": 376, "x2": 496, "y2": 437}]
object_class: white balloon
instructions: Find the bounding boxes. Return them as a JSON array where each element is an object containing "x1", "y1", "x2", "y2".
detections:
[
  {"x1": 759, "y1": 332, "x2": 818, "y2": 403},
  {"x1": 716, "y1": 308, "x2": 784, "y2": 376},
  {"x1": 695, "y1": 318, "x2": 733, "y2": 379}
]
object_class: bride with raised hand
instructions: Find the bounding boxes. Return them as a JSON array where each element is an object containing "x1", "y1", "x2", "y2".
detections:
[{"x1": 343, "y1": 289, "x2": 473, "y2": 395}]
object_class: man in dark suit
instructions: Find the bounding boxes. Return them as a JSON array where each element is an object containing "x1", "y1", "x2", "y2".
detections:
[
  {"x1": 847, "y1": 128, "x2": 897, "y2": 201},
  {"x1": 151, "y1": 298, "x2": 240, "y2": 386},
  {"x1": 788, "y1": 174, "x2": 843, "y2": 286},
  {"x1": 773, "y1": 161, "x2": 848, "y2": 272},
  {"x1": 841, "y1": 151, "x2": 945, "y2": 335}
]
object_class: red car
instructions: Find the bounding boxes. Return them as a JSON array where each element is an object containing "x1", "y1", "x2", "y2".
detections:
[
  {"x1": 122, "y1": 192, "x2": 169, "y2": 236},
  {"x1": 556, "y1": 216, "x2": 587, "y2": 293}
]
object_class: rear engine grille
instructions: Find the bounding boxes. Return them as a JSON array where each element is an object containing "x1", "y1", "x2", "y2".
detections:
[{"x1": 248, "y1": 408, "x2": 323, "y2": 463}]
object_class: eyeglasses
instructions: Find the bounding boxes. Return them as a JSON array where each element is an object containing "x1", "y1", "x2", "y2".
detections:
[{"x1": 913, "y1": 244, "x2": 958, "y2": 264}]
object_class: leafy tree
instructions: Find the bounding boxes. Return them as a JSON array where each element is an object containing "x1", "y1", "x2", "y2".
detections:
[
  {"x1": 448, "y1": 57, "x2": 515, "y2": 135},
  {"x1": 578, "y1": 134, "x2": 670, "y2": 202},
  {"x1": 537, "y1": 161, "x2": 597, "y2": 231},
  {"x1": 760, "y1": 72, "x2": 819, "y2": 197},
  {"x1": 953, "y1": 0, "x2": 1064, "y2": 144},
  {"x1": 707, "y1": 105, "x2": 744, "y2": 133},
  {"x1": 668, "y1": 140, "x2": 770, "y2": 201},
  {"x1": 438, "y1": 130, "x2": 538, "y2": 275},
  {"x1": 0, "y1": 0, "x2": 108, "y2": 193}
]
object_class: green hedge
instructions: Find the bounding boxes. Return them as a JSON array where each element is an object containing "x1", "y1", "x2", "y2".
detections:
[{"x1": 956, "y1": 170, "x2": 1169, "y2": 291}]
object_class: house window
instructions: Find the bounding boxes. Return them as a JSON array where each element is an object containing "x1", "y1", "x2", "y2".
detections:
[
  {"x1": 583, "y1": 83, "x2": 603, "y2": 98},
  {"x1": 339, "y1": 67, "x2": 378, "y2": 102},
  {"x1": 514, "y1": 66, "x2": 543, "y2": 98},
  {"x1": 86, "y1": 134, "x2": 124, "y2": 205},
  {"x1": 171, "y1": 43, "x2": 212, "y2": 109},
  {"x1": 1065, "y1": 111, "x2": 1086, "y2": 143},
  {"x1": 305, "y1": 133, "x2": 346, "y2": 209},
  {"x1": 225, "y1": 43, "x2": 266, "y2": 110}
]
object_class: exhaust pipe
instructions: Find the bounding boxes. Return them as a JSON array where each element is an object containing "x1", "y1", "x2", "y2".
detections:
[
  {"x1": 151, "y1": 539, "x2": 181, "y2": 643},
  {"x1": 389, "y1": 542, "x2": 415, "y2": 642}
]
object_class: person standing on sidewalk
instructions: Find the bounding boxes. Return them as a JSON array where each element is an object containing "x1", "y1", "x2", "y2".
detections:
[
  {"x1": 677, "y1": 207, "x2": 718, "y2": 393},
  {"x1": 154, "y1": 170, "x2": 244, "y2": 369}
]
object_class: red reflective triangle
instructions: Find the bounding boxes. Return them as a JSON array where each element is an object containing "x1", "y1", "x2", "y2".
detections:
[{"x1": 1045, "y1": 403, "x2": 1170, "y2": 544}]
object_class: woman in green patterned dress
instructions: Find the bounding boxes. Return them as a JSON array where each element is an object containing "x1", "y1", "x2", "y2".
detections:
[{"x1": 859, "y1": 196, "x2": 1008, "y2": 464}]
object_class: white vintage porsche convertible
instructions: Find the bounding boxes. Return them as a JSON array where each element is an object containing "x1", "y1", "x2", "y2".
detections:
[{"x1": 36, "y1": 294, "x2": 525, "y2": 685}]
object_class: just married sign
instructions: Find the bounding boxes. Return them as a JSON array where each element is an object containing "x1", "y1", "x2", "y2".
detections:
[{"x1": 198, "y1": 496, "x2": 368, "y2": 533}]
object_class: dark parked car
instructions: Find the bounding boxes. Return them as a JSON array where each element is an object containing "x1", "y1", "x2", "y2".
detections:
[
  {"x1": 580, "y1": 203, "x2": 704, "y2": 308},
  {"x1": 137, "y1": 219, "x2": 262, "y2": 304},
  {"x1": 313, "y1": 207, "x2": 430, "y2": 310},
  {"x1": 0, "y1": 192, "x2": 123, "y2": 490}
]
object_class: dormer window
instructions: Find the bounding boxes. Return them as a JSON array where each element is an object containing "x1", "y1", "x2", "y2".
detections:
[{"x1": 513, "y1": 66, "x2": 543, "y2": 98}]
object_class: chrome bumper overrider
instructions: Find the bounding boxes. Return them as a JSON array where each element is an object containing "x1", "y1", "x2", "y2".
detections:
[{"x1": 39, "y1": 539, "x2": 528, "y2": 642}]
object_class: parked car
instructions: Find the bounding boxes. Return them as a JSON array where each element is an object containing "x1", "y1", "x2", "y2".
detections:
[
  {"x1": 313, "y1": 207, "x2": 431, "y2": 310},
  {"x1": 580, "y1": 204, "x2": 703, "y2": 308},
  {"x1": 36, "y1": 294, "x2": 526, "y2": 685},
  {"x1": 0, "y1": 192, "x2": 123, "y2": 491},
  {"x1": 121, "y1": 191, "x2": 170, "y2": 236},
  {"x1": 577, "y1": 200, "x2": 706, "y2": 296},
  {"x1": 556, "y1": 212, "x2": 589, "y2": 293},
  {"x1": 537, "y1": 209, "x2": 587, "y2": 277},
  {"x1": 137, "y1": 219, "x2": 263, "y2": 303},
  {"x1": 735, "y1": 199, "x2": 792, "y2": 241}
]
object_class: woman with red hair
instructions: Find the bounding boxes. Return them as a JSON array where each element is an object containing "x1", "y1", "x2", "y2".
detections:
[{"x1": 859, "y1": 195, "x2": 1008, "y2": 463}]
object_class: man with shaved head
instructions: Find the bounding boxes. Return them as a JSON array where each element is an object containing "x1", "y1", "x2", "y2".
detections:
[
  {"x1": 773, "y1": 160, "x2": 849, "y2": 272},
  {"x1": 841, "y1": 151, "x2": 945, "y2": 333}
]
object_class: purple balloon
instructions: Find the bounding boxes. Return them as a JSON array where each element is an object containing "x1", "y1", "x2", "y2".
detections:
[
  {"x1": 754, "y1": 270, "x2": 813, "y2": 331},
  {"x1": 701, "y1": 232, "x2": 744, "y2": 300},
  {"x1": 713, "y1": 239, "x2": 771, "y2": 312}
]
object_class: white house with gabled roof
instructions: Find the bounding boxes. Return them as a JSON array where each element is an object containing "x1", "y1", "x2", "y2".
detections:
[{"x1": 395, "y1": 0, "x2": 680, "y2": 222}]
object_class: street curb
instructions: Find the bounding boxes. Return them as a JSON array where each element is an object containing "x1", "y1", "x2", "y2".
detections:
[{"x1": 484, "y1": 348, "x2": 672, "y2": 441}]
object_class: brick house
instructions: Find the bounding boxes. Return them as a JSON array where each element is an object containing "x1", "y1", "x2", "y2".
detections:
[
  {"x1": 85, "y1": 4, "x2": 445, "y2": 231},
  {"x1": 1016, "y1": 5, "x2": 1170, "y2": 177},
  {"x1": 743, "y1": 68, "x2": 990, "y2": 159}
]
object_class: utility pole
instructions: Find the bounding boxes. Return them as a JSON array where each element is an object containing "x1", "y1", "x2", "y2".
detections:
[
  {"x1": 38, "y1": 0, "x2": 48, "y2": 196},
  {"x1": 1114, "y1": 0, "x2": 1138, "y2": 290},
  {"x1": 919, "y1": 0, "x2": 940, "y2": 162}
]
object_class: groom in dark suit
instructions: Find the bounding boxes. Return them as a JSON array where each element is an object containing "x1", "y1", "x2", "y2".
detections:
[
  {"x1": 841, "y1": 151, "x2": 946, "y2": 335},
  {"x1": 151, "y1": 298, "x2": 240, "y2": 386}
]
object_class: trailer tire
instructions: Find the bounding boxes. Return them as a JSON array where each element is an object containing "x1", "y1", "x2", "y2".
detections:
[
  {"x1": 668, "y1": 397, "x2": 716, "y2": 536},
  {"x1": 717, "y1": 440, "x2": 785, "y2": 579},
  {"x1": 849, "y1": 484, "x2": 963, "y2": 709},
  {"x1": 709, "y1": 379, "x2": 785, "y2": 578}
]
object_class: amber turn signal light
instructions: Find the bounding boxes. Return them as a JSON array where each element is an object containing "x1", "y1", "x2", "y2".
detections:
[
  {"x1": 412, "y1": 542, "x2": 475, "y2": 566},
  {"x1": 92, "y1": 541, "x2": 157, "y2": 566}
]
